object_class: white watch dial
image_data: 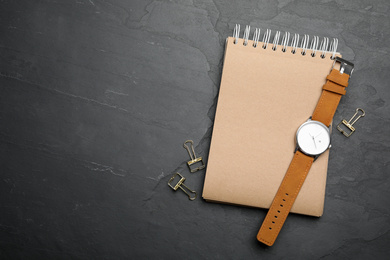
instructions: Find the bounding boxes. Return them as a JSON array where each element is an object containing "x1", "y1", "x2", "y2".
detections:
[{"x1": 296, "y1": 120, "x2": 331, "y2": 156}]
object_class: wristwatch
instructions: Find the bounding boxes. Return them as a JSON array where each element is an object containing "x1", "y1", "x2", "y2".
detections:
[{"x1": 257, "y1": 57, "x2": 354, "y2": 246}]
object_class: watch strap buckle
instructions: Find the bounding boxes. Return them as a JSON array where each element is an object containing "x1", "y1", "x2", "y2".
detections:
[{"x1": 332, "y1": 57, "x2": 354, "y2": 76}]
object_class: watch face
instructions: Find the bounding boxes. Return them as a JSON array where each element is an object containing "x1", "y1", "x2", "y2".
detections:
[{"x1": 296, "y1": 120, "x2": 331, "y2": 156}]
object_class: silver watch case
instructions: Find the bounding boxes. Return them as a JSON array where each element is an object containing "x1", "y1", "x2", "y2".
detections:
[{"x1": 295, "y1": 118, "x2": 331, "y2": 160}]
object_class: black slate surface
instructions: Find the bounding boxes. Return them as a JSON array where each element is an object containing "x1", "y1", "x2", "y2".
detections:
[{"x1": 0, "y1": 0, "x2": 389, "y2": 259}]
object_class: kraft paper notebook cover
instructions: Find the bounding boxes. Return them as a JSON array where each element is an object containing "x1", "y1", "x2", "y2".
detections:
[{"x1": 202, "y1": 25, "x2": 340, "y2": 217}]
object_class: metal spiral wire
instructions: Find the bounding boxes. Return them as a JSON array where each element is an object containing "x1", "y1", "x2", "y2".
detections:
[{"x1": 231, "y1": 24, "x2": 339, "y2": 58}]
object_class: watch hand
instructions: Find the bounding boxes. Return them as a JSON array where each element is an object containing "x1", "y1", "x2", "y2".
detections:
[
  {"x1": 314, "y1": 132, "x2": 322, "y2": 138},
  {"x1": 307, "y1": 132, "x2": 317, "y2": 149},
  {"x1": 311, "y1": 135, "x2": 317, "y2": 149}
]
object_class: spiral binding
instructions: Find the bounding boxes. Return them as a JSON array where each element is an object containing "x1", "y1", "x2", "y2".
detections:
[
  {"x1": 300, "y1": 34, "x2": 309, "y2": 55},
  {"x1": 290, "y1": 33, "x2": 299, "y2": 54},
  {"x1": 262, "y1": 29, "x2": 271, "y2": 49},
  {"x1": 310, "y1": 36, "x2": 319, "y2": 57},
  {"x1": 252, "y1": 28, "x2": 260, "y2": 47},
  {"x1": 233, "y1": 24, "x2": 339, "y2": 59},
  {"x1": 272, "y1": 31, "x2": 281, "y2": 51},
  {"x1": 243, "y1": 25, "x2": 250, "y2": 46},
  {"x1": 281, "y1": 31, "x2": 290, "y2": 52}
]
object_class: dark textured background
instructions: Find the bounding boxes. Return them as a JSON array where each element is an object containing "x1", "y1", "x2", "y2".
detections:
[{"x1": 0, "y1": 0, "x2": 389, "y2": 259}]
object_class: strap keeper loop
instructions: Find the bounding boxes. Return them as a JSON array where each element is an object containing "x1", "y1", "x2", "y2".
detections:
[
  {"x1": 322, "y1": 81, "x2": 346, "y2": 95},
  {"x1": 326, "y1": 69, "x2": 350, "y2": 87}
]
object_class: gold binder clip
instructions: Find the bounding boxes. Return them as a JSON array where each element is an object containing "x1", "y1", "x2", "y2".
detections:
[
  {"x1": 183, "y1": 140, "x2": 205, "y2": 173},
  {"x1": 337, "y1": 108, "x2": 365, "y2": 137},
  {"x1": 167, "y1": 173, "x2": 197, "y2": 201}
]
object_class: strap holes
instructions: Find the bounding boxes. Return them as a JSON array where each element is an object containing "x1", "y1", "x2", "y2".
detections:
[
  {"x1": 269, "y1": 227, "x2": 272, "y2": 230},
  {"x1": 280, "y1": 204, "x2": 283, "y2": 207},
  {"x1": 277, "y1": 210, "x2": 280, "y2": 213},
  {"x1": 272, "y1": 221, "x2": 275, "y2": 224},
  {"x1": 282, "y1": 199, "x2": 286, "y2": 201},
  {"x1": 274, "y1": 216, "x2": 278, "y2": 218},
  {"x1": 285, "y1": 193, "x2": 289, "y2": 196}
]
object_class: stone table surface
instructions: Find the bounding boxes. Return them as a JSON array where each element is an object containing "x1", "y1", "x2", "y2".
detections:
[{"x1": 0, "y1": 0, "x2": 389, "y2": 259}]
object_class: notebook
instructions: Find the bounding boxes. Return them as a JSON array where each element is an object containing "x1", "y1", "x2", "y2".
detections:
[{"x1": 202, "y1": 25, "x2": 340, "y2": 217}]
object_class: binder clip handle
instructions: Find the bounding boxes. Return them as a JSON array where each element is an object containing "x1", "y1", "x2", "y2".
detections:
[
  {"x1": 349, "y1": 108, "x2": 365, "y2": 125},
  {"x1": 183, "y1": 140, "x2": 197, "y2": 161},
  {"x1": 168, "y1": 173, "x2": 197, "y2": 200}
]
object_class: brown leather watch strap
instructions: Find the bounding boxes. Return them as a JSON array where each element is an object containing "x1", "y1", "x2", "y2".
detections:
[
  {"x1": 256, "y1": 59, "x2": 353, "y2": 246},
  {"x1": 311, "y1": 68, "x2": 350, "y2": 126},
  {"x1": 257, "y1": 151, "x2": 314, "y2": 246}
]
